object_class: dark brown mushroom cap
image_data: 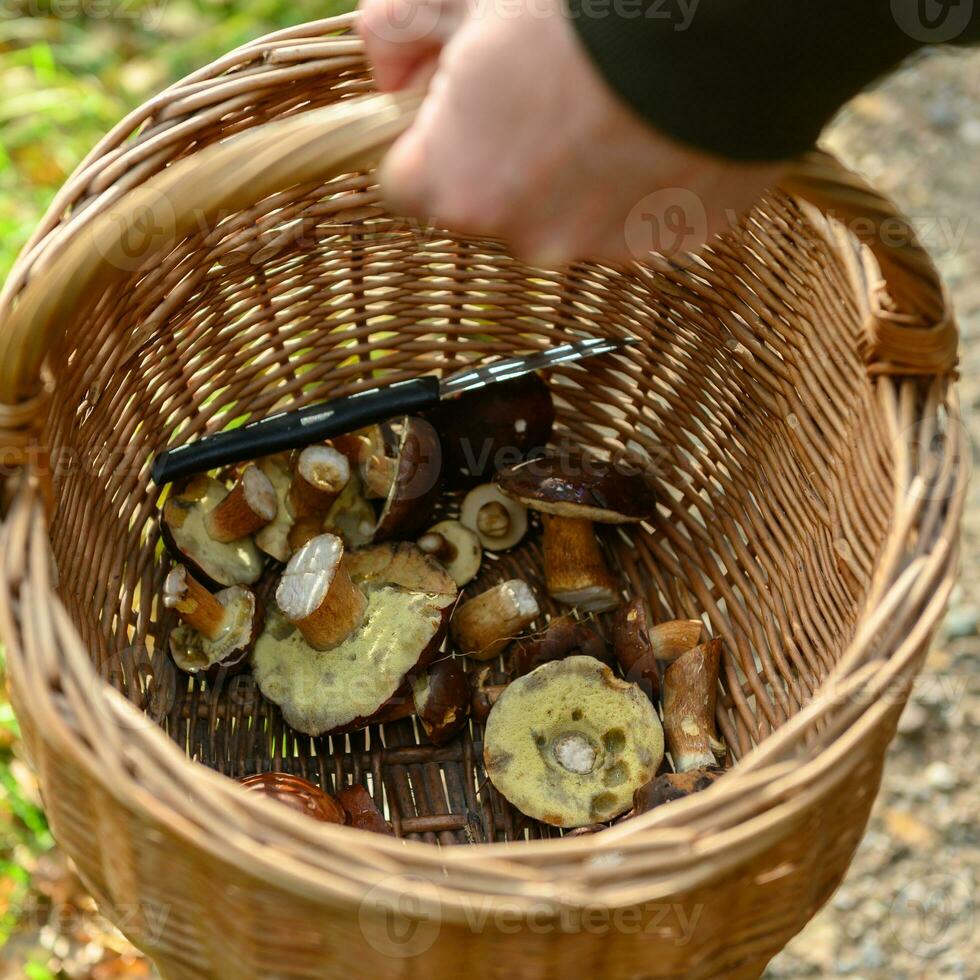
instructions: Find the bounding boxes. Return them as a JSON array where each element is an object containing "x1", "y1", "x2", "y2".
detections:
[
  {"x1": 510, "y1": 616, "x2": 610, "y2": 677},
  {"x1": 496, "y1": 454, "x2": 657, "y2": 523},
  {"x1": 412, "y1": 655, "x2": 470, "y2": 745},
  {"x1": 632, "y1": 768, "x2": 724, "y2": 814},
  {"x1": 239, "y1": 772, "x2": 347, "y2": 824},
  {"x1": 337, "y1": 784, "x2": 394, "y2": 835},
  {"x1": 374, "y1": 417, "x2": 444, "y2": 540}
]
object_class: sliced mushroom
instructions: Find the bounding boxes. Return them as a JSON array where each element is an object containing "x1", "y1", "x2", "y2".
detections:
[
  {"x1": 459, "y1": 484, "x2": 528, "y2": 551},
  {"x1": 496, "y1": 452, "x2": 658, "y2": 523},
  {"x1": 483, "y1": 655, "x2": 664, "y2": 828},
  {"x1": 632, "y1": 768, "x2": 724, "y2": 814},
  {"x1": 510, "y1": 616, "x2": 610, "y2": 676},
  {"x1": 324, "y1": 473, "x2": 376, "y2": 548},
  {"x1": 417, "y1": 520, "x2": 482, "y2": 587},
  {"x1": 254, "y1": 454, "x2": 296, "y2": 563},
  {"x1": 451, "y1": 579, "x2": 540, "y2": 661},
  {"x1": 251, "y1": 587, "x2": 455, "y2": 736},
  {"x1": 336, "y1": 784, "x2": 394, "y2": 835},
  {"x1": 541, "y1": 514, "x2": 621, "y2": 613},
  {"x1": 203, "y1": 464, "x2": 277, "y2": 543},
  {"x1": 432, "y1": 372, "x2": 555, "y2": 483},
  {"x1": 275, "y1": 534, "x2": 367, "y2": 651},
  {"x1": 346, "y1": 541, "x2": 457, "y2": 596},
  {"x1": 288, "y1": 445, "x2": 351, "y2": 519},
  {"x1": 373, "y1": 417, "x2": 443, "y2": 540},
  {"x1": 359, "y1": 425, "x2": 398, "y2": 498},
  {"x1": 162, "y1": 474, "x2": 266, "y2": 587},
  {"x1": 662, "y1": 639, "x2": 723, "y2": 772},
  {"x1": 163, "y1": 565, "x2": 261, "y2": 674},
  {"x1": 238, "y1": 772, "x2": 347, "y2": 824},
  {"x1": 412, "y1": 655, "x2": 470, "y2": 745}
]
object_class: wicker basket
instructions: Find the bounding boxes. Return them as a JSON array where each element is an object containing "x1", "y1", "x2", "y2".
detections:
[{"x1": 0, "y1": 15, "x2": 965, "y2": 980}]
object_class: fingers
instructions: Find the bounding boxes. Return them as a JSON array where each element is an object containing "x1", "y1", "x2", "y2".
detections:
[{"x1": 358, "y1": 0, "x2": 461, "y2": 91}]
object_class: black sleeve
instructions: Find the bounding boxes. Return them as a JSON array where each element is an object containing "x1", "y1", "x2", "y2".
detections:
[{"x1": 568, "y1": 0, "x2": 980, "y2": 161}]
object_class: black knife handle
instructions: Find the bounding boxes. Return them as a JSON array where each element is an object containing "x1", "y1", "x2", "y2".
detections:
[{"x1": 151, "y1": 376, "x2": 442, "y2": 486}]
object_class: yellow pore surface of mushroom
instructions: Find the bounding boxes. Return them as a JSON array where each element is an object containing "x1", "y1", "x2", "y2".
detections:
[
  {"x1": 169, "y1": 586, "x2": 256, "y2": 673},
  {"x1": 483, "y1": 655, "x2": 664, "y2": 827},
  {"x1": 252, "y1": 589, "x2": 453, "y2": 736}
]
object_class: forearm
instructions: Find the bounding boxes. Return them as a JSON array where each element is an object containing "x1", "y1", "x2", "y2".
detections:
[{"x1": 569, "y1": 0, "x2": 980, "y2": 160}]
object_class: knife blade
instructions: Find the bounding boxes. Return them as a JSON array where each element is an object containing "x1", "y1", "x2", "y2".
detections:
[{"x1": 151, "y1": 336, "x2": 637, "y2": 485}]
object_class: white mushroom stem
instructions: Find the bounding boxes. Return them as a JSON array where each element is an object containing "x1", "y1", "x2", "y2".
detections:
[
  {"x1": 662, "y1": 639, "x2": 723, "y2": 772},
  {"x1": 417, "y1": 531, "x2": 456, "y2": 563},
  {"x1": 452, "y1": 579, "x2": 540, "y2": 661},
  {"x1": 461, "y1": 484, "x2": 527, "y2": 551},
  {"x1": 163, "y1": 565, "x2": 226, "y2": 640},
  {"x1": 204, "y1": 465, "x2": 277, "y2": 542},
  {"x1": 276, "y1": 534, "x2": 367, "y2": 650},
  {"x1": 288, "y1": 445, "x2": 350, "y2": 518},
  {"x1": 541, "y1": 514, "x2": 621, "y2": 613}
]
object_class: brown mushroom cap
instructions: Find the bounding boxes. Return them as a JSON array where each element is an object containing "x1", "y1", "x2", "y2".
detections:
[
  {"x1": 417, "y1": 520, "x2": 482, "y2": 587},
  {"x1": 496, "y1": 453, "x2": 657, "y2": 523},
  {"x1": 412, "y1": 655, "x2": 470, "y2": 745},
  {"x1": 345, "y1": 541, "x2": 457, "y2": 596},
  {"x1": 632, "y1": 768, "x2": 724, "y2": 814},
  {"x1": 459, "y1": 483, "x2": 528, "y2": 551},
  {"x1": 336, "y1": 784, "x2": 393, "y2": 835},
  {"x1": 239, "y1": 772, "x2": 346, "y2": 824},
  {"x1": 483, "y1": 655, "x2": 664, "y2": 827},
  {"x1": 510, "y1": 616, "x2": 610, "y2": 677},
  {"x1": 374, "y1": 417, "x2": 443, "y2": 540},
  {"x1": 161, "y1": 474, "x2": 266, "y2": 587},
  {"x1": 252, "y1": 588, "x2": 455, "y2": 736}
]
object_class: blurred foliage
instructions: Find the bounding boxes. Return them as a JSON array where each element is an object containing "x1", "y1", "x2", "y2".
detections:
[{"x1": 0, "y1": 0, "x2": 354, "y2": 278}]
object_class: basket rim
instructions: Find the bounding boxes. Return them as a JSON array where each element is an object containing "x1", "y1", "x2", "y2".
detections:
[{"x1": 0, "y1": 15, "x2": 966, "y2": 910}]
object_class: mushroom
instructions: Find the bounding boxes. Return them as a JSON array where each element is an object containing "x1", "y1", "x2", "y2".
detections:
[
  {"x1": 323, "y1": 474, "x2": 376, "y2": 548},
  {"x1": 336, "y1": 784, "x2": 394, "y2": 835},
  {"x1": 163, "y1": 564, "x2": 261, "y2": 674},
  {"x1": 412, "y1": 655, "x2": 470, "y2": 745},
  {"x1": 459, "y1": 484, "x2": 528, "y2": 551},
  {"x1": 238, "y1": 772, "x2": 346, "y2": 824},
  {"x1": 662, "y1": 639, "x2": 724, "y2": 772},
  {"x1": 451, "y1": 579, "x2": 540, "y2": 661},
  {"x1": 288, "y1": 445, "x2": 351, "y2": 519},
  {"x1": 287, "y1": 515, "x2": 326, "y2": 554},
  {"x1": 345, "y1": 541, "x2": 457, "y2": 595},
  {"x1": 632, "y1": 768, "x2": 724, "y2": 814},
  {"x1": 417, "y1": 520, "x2": 482, "y2": 586},
  {"x1": 483, "y1": 655, "x2": 664, "y2": 828},
  {"x1": 431, "y1": 373, "x2": 555, "y2": 483},
  {"x1": 510, "y1": 616, "x2": 610, "y2": 676},
  {"x1": 497, "y1": 454, "x2": 656, "y2": 613},
  {"x1": 358, "y1": 425, "x2": 397, "y2": 498},
  {"x1": 469, "y1": 668, "x2": 506, "y2": 724},
  {"x1": 252, "y1": 549, "x2": 456, "y2": 736},
  {"x1": 372, "y1": 417, "x2": 443, "y2": 540},
  {"x1": 275, "y1": 534, "x2": 367, "y2": 651},
  {"x1": 161, "y1": 474, "x2": 266, "y2": 587},
  {"x1": 203, "y1": 464, "x2": 278, "y2": 543},
  {"x1": 611, "y1": 600, "x2": 703, "y2": 701},
  {"x1": 254, "y1": 453, "x2": 296, "y2": 563}
]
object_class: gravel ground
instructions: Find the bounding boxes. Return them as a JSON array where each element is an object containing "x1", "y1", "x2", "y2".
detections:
[{"x1": 766, "y1": 46, "x2": 980, "y2": 980}]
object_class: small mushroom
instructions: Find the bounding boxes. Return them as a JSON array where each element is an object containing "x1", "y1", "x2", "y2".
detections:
[
  {"x1": 510, "y1": 616, "x2": 610, "y2": 677},
  {"x1": 451, "y1": 579, "x2": 540, "y2": 661},
  {"x1": 459, "y1": 484, "x2": 528, "y2": 551},
  {"x1": 275, "y1": 534, "x2": 367, "y2": 651},
  {"x1": 483, "y1": 655, "x2": 664, "y2": 828},
  {"x1": 203, "y1": 464, "x2": 278, "y2": 543},
  {"x1": 469, "y1": 668, "x2": 506, "y2": 724},
  {"x1": 254, "y1": 453, "x2": 296, "y2": 563},
  {"x1": 417, "y1": 520, "x2": 482, "y2": 586},
  {"x1": 412, "y1": 655, "x2": 470, "y2": 745},
  {"x1": 288, "y1": 445, "x2": 351, "y2": 518},
  {"x1": 252, "y1": 558, "x2": 455, "y2": 736},
  {"x1": 161, "y1": 474, "x2": 266, "y2": 587},
  {"x1": 431, "y1": 373, "x2": 555, "y2": 483},
  {"x1": 238, "y1": 772, "x2": 346, "y2": 824},
  {"x1": 373, "y1": 417, "x2": 443, "y2": 540},
  {"x1": 540, "y1": 514, "x2": 621, "y2": 613},
  {"x1": 611, "y1": 600, "x2": 703, "y2": 701},
  {"x1": 662, "y1": 639, "x2": 723, "y2": 772},
  {"x1": 163, "y1": 564, "x2": 261, "y2": 674},
  {"x1": 632, "y1": 768, "x2": 724, "y2": 815},
  {"x1": 336, "y1": 784, "x2": 394, "y2": 835},
  {"x1": 345, "y1": 541, "x2": 457, "y2": 595}
]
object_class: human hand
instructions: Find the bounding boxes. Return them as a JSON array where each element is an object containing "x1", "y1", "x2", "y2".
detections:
[{"x1": 359, "y1": 0, "x2": 787, "y2": 266}]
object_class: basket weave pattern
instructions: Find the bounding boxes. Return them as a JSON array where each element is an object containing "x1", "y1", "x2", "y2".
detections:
[{"x1": 0, "y1": 16, "x2": 964, "y2": 980}]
